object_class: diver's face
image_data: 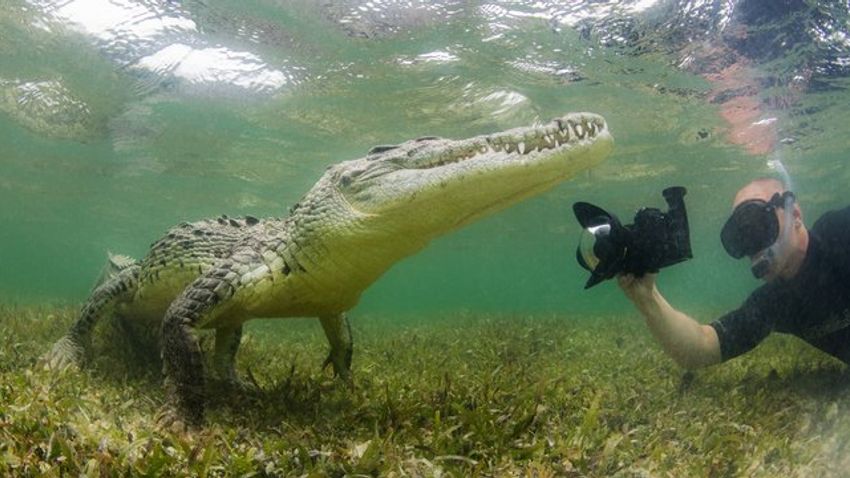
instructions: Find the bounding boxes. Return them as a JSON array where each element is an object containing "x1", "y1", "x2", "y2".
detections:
[{"x1": 727, "y1": 188, "x2": 791, "y2": 282}]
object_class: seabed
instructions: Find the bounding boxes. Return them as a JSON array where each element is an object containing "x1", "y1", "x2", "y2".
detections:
[{"x1": 1, "y1": 305, "x2": 849, "y2": 477}]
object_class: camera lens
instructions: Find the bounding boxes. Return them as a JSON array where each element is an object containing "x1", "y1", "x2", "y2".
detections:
[{"x1": 578, "y1": 222, "x2": 612, "y2": 272}]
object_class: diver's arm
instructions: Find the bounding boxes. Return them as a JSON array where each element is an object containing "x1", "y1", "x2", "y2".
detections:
[{"x1": 618, "y1": 274, "x2": 722, "y2": 369}]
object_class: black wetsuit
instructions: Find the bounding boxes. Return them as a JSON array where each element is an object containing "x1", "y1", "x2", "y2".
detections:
[{"x1": 710, "y1": 206, "x2": 850, "y2": 363}]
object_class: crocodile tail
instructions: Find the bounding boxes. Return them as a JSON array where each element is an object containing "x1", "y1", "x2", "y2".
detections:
[
  {"x1": 45, "y1": 264, "x2": 140, "y2": 370},
  {"x1": 73, "y1": 265, "x2": 140, "y2": 343}
]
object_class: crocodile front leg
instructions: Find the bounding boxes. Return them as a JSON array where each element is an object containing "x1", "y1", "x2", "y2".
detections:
[
  {"x1": 212, "y1": 325, "x2": 254, "y2": 391},
  {"x1": 319, "y1": 313, "x2": 353, "y2": 382}
]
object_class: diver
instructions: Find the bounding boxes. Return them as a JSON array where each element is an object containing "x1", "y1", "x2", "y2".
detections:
[{"x1": 619, "y1": 177, "x2": 850, "y2": 368}]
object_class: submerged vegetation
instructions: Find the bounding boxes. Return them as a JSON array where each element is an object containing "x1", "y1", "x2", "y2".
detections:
[{"x1": 2, "y1": 304, "x2": 849, "y2": 477}]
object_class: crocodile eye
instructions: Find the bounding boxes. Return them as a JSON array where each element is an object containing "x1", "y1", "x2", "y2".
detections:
[
  {"x1": 339, "y1": 167, "x2": 365, "y2": 187},
  {"x1": 340, "y1": 173, "x2": 353, "y2": 187}
]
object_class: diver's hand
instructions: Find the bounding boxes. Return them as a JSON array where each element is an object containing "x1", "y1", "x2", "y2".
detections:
[{"x1": 617, "y1": 273, "x2": 658, "y2": 306}]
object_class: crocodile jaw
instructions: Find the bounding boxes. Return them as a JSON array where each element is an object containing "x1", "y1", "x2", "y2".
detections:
[
  {"x1": 342, "y1": 112, "x2": 613, "y2": 237},
  {"x1": 281, "y1": 112, "x2": 613, "y2": 295}
]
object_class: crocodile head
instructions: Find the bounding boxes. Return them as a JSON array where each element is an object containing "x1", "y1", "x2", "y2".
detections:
[{"x1": 295, "y1": 112, "x2": 613, "y2": 256}]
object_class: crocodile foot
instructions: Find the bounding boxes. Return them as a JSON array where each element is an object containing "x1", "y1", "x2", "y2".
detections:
[
  {"x1": 322, "y1": 353, "x2": 353, "y2": 386},
  {"x1": 155, "y1": 405, "x2": 195, "y2": 435},
  {"x1": 211, "y1": 374, "x2": 261, "y2": 395},
  {"x1": 160, "y1": 376, "x2": 205, "y2": 430},
  {"x1": 41, "y1": 335, "x2": 84, "y2": 371}
]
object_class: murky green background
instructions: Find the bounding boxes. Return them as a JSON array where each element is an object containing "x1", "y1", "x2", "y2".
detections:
[{"x1": 1, "y1": 0, "x2": 849, "y2": 320}]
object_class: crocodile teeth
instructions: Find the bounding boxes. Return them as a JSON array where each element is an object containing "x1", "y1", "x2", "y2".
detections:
[
  {"x1": 572, "y1": 122, "x2": 585, "y2": 139},
  {"x1": 518, "y1": 141, "x2": 526, "y2": 154}
]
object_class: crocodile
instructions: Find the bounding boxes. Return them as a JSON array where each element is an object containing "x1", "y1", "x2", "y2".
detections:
[{"x1": 45, "y1": 112, "x2": 613, "y2": 426}]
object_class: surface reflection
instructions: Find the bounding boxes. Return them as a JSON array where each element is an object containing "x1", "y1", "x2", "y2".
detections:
[{"x1": 28, "y1": 0, "x2": 297, "y2": 93}]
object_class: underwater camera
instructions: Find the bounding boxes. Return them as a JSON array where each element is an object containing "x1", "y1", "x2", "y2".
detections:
[{"x1": 573, "y1": 186, "x2": 693, "y2": 289}]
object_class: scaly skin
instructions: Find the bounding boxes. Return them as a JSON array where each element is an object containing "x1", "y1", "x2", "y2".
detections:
[{"x1": 45, "y1": 112, "x2": 614, "y2": 426}]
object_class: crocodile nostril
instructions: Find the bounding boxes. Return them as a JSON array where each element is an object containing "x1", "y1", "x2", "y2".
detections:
[{"x1": 368, "y1": 144, "x2": 399, "y2": 155}]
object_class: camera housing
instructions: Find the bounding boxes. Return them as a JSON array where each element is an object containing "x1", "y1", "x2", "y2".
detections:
[{"x1": 573, "y1": 186, "x2": 693, "y2": 289}]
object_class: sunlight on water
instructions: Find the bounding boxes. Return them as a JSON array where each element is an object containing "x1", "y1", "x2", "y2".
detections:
[
  {"x1": 25, "y1": 0, "x2": 300, "y2": 94},
  {"x1": 134, "y1": 43, "x2": 293, "y2": 91}
]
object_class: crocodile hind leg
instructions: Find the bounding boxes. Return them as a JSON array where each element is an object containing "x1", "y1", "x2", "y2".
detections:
[
  {"x1": 44, "y1": 265, "x2": 139, "y2": 370},
  {"x1": 160, "y1": 292, "x2": 215, "y2": 427},
  {"x1": 160, "y1": 263, "x2": 241, "y2": 427},
  {"x1": 319, "y1": 313, "x2": 353, "y2": 382}
]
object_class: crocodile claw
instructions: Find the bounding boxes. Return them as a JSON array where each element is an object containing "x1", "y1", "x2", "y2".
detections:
[{"x1": 214, "y1": 374, "x2": 261, "y2": 395}]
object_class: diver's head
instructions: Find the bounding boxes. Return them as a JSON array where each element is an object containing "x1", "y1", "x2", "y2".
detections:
[{"x1": 721, "y1": 178, "x2": 808, "y2": 281}]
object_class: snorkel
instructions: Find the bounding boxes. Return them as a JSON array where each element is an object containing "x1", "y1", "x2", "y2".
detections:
[{"x1": 751, "y1": 157, "x2": 796, "y2": 279}]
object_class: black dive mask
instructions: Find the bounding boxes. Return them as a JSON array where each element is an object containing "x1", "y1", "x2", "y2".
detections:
[{"x1": 720, "y1": 191, "x2": 795, "y2": 259}]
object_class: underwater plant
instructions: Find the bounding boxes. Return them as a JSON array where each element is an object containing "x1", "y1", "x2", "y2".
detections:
[{"x1": 5, "y1": 305, "x2": 850, "y2": 476}]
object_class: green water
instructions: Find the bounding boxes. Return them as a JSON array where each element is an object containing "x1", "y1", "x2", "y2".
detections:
[
  {"x1": 6, "y1": 4, "x2": 850, "y2": 474},
  {"x1": 1, "y1": 0, "x2": 849, "y2": 322}
]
